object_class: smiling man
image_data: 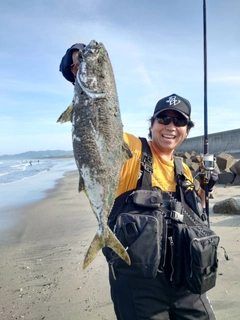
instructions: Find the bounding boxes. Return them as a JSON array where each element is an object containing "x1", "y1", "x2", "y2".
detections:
[
  {"x1": 59, "y1": 43, "x2": 218, "y2": 319},
  {"x1": 115, "y1": 94, "x2": 194, "y2": 197},
  {"x1": 104, "y1": 93, "x2": 218, "y2": 320}
]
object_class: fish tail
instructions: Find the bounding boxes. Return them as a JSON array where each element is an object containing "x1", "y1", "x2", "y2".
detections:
[
  {"x1": 83, "y1": 226, "x2": 131, "y2": 269},
  {"x1": 104, "y1": 227, "x2": 131, "y2": 265}
]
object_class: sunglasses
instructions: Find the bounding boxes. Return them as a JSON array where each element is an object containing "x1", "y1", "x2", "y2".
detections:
[{"x1": 155, "y1": 116, "x2": 189, "y2": 127}]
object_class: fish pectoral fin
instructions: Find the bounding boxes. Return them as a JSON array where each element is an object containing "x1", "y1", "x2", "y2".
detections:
[
  {"x1": 83, "y1": 227, "x2": 131, "y2": 269},
  {"x1": 78, "y1": 175, "x2": 85, "y2": 192},
  {"x1": 57, "y1": 104, "x2": 74, "y2": 123},
  {"x1": 122, "y1": 141, "x2": 133, "y2": 162}
]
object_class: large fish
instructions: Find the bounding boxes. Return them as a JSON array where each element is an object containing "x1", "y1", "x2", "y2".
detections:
[{"x1": 68, "y1": 40, "x2": 132, "y2": 269}]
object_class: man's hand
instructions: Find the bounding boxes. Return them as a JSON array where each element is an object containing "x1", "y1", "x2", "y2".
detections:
[{"x1": 199, "y1": 167, "x2": 218, "y2": 192}]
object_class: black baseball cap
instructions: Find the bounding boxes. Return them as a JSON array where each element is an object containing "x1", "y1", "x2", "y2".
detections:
[
  {"x1": 153, "y1": 94, "x2": 191, "y2": 119},
  {"x1": 59, "y1": 43, "x2": 86, "y2": 84}
]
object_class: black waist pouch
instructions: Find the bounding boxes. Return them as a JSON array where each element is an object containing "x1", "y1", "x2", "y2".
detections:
[
  {"x1": 172, "y1": 222, "x2": 219, "y2": 294},
  {"x1": 103, "y1": 189, "x2": 168, "y2": 279}
]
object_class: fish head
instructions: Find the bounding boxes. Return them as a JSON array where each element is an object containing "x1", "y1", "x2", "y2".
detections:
[{"x1": 75, "y1": 40, "x2": 109, "y2": 99}]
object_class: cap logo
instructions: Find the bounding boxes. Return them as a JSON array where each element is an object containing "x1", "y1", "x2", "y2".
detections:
[{"x1": 166, "y1": 95, "x2": 181, "y2": 106}]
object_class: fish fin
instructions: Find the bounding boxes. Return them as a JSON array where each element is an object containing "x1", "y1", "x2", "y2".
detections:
[
  {"x1": 122, "y1": 141, "x2": 133, "y2": 161},
  {"x1": 78, "y1": 175, "x2": 85, "y2": 192},
  {"x1": 105, "y1": 228, "x2": 131, "y2": 265},
  {"x1": 83, "y1": 226, "x2": 131, "y2": 269},
  {"x1": 57, "y1": 104, "x2": 74, "y2": 123}
]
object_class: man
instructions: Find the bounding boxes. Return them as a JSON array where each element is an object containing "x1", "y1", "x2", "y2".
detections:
[
  {"x1": 60, "y1": 45, "x2": 218, "y2": 319},
  {"x1": 58, "y1": 43, "x2": 86, "y2": 123},
  {"x1": 105, "y1": 95, "x2": 217, "y2": 320},
  {"x1": 59, "y1": 43, "x2": 86, "y2": 84}
]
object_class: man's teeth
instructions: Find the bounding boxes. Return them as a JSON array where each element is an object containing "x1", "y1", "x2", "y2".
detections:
[{"x1": 163, "y1": 135, "x2": 175, "y2": 139}]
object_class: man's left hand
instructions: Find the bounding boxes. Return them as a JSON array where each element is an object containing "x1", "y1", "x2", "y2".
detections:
[{"x1": 199, "y1": 167, "x2": 218, "y2": 192}]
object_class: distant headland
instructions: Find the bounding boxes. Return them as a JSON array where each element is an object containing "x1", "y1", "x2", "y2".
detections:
[{"x1": 0, "y1": 150, "x2": 74, "y2": 160}]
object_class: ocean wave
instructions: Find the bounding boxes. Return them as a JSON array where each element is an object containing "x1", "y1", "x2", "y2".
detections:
[{"x1": 0, "y1": 159, "x2": 58, "y2": 184}]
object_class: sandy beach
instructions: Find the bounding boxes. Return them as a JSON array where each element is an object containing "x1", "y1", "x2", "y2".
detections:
[{"x1": 0, "y1": 171, "x2": 240, "y2": 320}]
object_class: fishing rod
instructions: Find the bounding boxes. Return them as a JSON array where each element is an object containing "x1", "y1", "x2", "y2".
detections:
[
  {"x1": 203, "y1": 0, "x2": 208, "y2": 156},
  {"x1": 200, "y1": 0, "x2": 216, "y2": 222}
]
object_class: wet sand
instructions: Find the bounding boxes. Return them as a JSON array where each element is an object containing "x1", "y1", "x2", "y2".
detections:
[
  {"x1": 0, "y1": 171, "x2": 240, "y2": 320},
  {"x1": 0, "y1": 171, "x2": 115, "y2": 320}
]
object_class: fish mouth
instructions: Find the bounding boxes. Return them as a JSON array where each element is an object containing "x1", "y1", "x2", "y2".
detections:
[{"x1": 84, "y1": 40, "x2": 99, "y2": 53}]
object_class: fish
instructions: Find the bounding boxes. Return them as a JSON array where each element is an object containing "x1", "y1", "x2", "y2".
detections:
[{"x1": 70, "y1": 40, "x2": 132, "y2": 269}]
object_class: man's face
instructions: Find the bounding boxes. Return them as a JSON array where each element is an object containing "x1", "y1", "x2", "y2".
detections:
[
  {"x1": 151, "y1": 110, "x2": 188, "y2": 152},
  {"x1": 70, "y1": 50, "x2": 81, "y2": 76}
]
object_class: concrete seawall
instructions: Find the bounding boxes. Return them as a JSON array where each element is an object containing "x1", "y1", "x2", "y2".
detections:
[{"x1": 176, "y1": 128, "x2": 240, "y2": 155}]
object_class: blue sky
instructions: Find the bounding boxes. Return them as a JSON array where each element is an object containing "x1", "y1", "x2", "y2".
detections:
[{"x1": 0, "y1": 0, "x2": 239, "y2": 155}]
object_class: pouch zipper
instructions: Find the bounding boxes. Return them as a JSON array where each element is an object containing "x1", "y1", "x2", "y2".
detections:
[
  {"x1": 161, "y1": 219, "x2": 168, "y2": 268},
  {"x1": 168, "y1": 236, "x2": 174, "y2": 282}
]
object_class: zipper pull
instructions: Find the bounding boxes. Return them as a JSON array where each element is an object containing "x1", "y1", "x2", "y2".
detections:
[
  {"x1": 110, "y1": 262, "x2": 117, "y2": 280},
  {"x1": 168, "y1": 236, "x2": 174, "y2": 246},
  {"x1": 126, "y1": 191, "x2": 135, "y2": 203}
]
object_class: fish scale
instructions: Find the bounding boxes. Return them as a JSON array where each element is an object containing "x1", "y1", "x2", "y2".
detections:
[{"x1": 70, "y1": 40, "x2": 132, "y2": 269}]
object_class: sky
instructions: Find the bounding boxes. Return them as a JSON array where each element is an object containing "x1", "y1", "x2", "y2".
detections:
[{"x1": 0, "y1": 0, "x2": 239, "y2": 155}]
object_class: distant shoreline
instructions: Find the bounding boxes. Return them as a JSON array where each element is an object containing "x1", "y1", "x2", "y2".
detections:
[
  {"x1": 0, "y1": 156, "x2": 74, "y2": 160},
  {"x1": 0, "y1": 151, "x2": 74, "y2": 160}
]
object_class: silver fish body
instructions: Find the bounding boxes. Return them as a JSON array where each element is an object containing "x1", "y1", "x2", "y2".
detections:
[{"x1": 72, "y1": 40, "x2": 132, "y2": 269}]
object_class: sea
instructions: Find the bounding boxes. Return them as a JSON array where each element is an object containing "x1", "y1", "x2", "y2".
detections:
[{"x1": 0, "y1": 158, "x2": 77, "y2": 232}]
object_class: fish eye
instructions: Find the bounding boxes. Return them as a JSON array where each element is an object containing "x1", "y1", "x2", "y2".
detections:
[{"x1": 78, "y1": 51, "x2": 83, "y2": 63}]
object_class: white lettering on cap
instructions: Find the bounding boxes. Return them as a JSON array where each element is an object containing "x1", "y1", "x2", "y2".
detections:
[{"x1": 166, "y1": 95, "x2": 181, "y2": 106}]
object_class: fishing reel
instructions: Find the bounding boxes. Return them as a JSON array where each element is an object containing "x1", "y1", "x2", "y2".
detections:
[
  {"x1": 196, "y1": 153, "x2": 216, "y2": 184},
  {"x1": 200, "y1": 153, "x2": 216, "y2": 171},
  {"x1": 181, "y1": 154, "x2": 216, "y2": 190}
]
